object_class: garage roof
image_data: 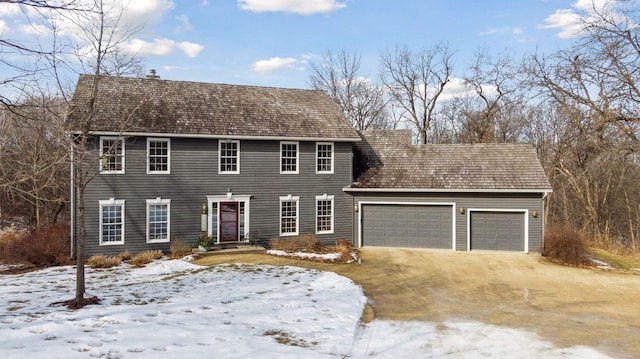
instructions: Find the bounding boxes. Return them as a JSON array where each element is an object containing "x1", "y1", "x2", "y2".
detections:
[{"x1": 349, "y1": 130, "x2": 552, "y2": 192}]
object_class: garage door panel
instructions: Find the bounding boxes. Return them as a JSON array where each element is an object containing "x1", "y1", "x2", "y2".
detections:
[
  {"x1": 362, "y1": 204, "x2": 452, "y2": 249},
  {"x1": 471, "y1": 212, "x2": 524, "y2": 251}
]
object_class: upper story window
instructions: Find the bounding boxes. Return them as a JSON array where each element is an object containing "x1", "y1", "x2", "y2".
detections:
[
  {"x1": 219, "y1": 140, "x2": 240, "y2": 174},
  {"x1": 279, "y1": 195, "x2": 299, "y2": 236},
  {"x1": 146, "y1": 198, "x2": 171, "y2": 243},
  {"x1": 100, "y1": 136, "x2": 124, "y2": 174},
  {"x1": 316, "y1": 142, "x2": 334, "y2": 174},
  {"x1": 280, "y1": 141, "x2": 298, "y2": 174},
  {"x1": 99, "y1": 199, "x2": 125, "y2": 245},
  {"x1": 147, "y1": 138, "x2": 170, "y2": 174}
]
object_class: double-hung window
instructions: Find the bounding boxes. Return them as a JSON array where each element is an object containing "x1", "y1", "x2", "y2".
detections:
[
  {"x1": 99, "y1": 199, "x2": 125, "y2": 245},
  {"x1": 219, "y1": 140, "x2": 240, "y2": 174},
  {"x1": 100, "y1": 136, "x2": 124, "y2": 174},
  {"x1": 316, "y1": 195, "x2": 334, "y2": 234},
  {"x1": 147, "y1": 138, "x2": 170, "y2": 174},
  {"x1": 146, "y1": 198, "x2": 171, "y2": 243},
  {"x1": 280, "y1": 141, "x2": 298, "y2": 174},
  {"x1": 279, "y1": 195, "x2": 299, "y2": 236},
  {"x1": 316, "y1": 142, "x2": 333, "y2": 174}
]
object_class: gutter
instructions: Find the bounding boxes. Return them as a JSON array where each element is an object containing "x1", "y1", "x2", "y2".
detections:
[
  {"x1": 343, "y1": 187, "x2": 553, "y2": 194},
  {"x1": 70, "y1": 130, "x2": 361, "y2": 143}
]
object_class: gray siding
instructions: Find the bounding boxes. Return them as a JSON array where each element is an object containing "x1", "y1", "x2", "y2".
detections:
[
  {"x1": 77, "y1": 137, "x2": 354, "y2": 256},
  {"x1": 352, "y1": 192, "x2": 545, "y2": 252}
]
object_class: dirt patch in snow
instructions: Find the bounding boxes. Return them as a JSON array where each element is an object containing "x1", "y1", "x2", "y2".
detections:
[{"x1": 195, "y1": 248, "x2": 640, "y2": 359}]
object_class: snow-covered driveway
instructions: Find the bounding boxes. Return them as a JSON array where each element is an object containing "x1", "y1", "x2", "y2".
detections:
[{"x1": 0, "y1": 259, "x2": 611, "y2": 358}]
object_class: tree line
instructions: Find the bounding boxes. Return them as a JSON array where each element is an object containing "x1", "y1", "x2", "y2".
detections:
[
  {"x1": 309, "y1": 2, "x2": 639, "y2": 251},
  {"x1": 1, "y1": 0, "x2": 639, "y2": 253}
]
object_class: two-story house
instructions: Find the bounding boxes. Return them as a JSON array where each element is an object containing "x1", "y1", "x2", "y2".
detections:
[
  {"x1": 68, "y1": 74, "x2": 552, "y2": 257},
  {"x1": 68, "y1": 74, "x2": 360, "y2": 256}
]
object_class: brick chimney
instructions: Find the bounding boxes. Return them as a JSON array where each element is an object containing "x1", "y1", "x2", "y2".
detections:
[{"x1": 146, "y1": 69, "x2": 160, "y2": 79}]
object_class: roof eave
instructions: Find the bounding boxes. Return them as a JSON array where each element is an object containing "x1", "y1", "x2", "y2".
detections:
[
  {"x1": 342, "y1": 187, "x2": 553, "y2": 194},
  {"x1": 70, "y1": 130, "x2": 361, "y2": 142}
]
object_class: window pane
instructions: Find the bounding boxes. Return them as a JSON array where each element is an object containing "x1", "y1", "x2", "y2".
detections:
[
  {"x1": 220, "y1": 141, "x2": 239, "y2": 173},
  {"x1": 280, "y1": 200, "x2": 297, "y2": 234},
  {"x1": 317, "y1": 143, "x2": 333, "y2": 172},
  {"x1": 281, "y1": 143, "x2": 297, "y2": 172},
  {"x1": 101, "y1": 203, "x2": 123, "y2": 243},
  {"x1": 316, "y1": 199, "x2": 333, "y2": 233},
  {"x1": 147, "y1": 203, "x2": 168, "y2": 241},
  {"x1": 149, "y1": 140, "x2": 169, "y2": 172},
  {"x1": 102, "y1": 138, "x2": 123, "y2": 172}
]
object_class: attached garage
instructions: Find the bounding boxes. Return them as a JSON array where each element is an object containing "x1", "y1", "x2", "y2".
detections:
[
  {"x1": 348, "y1": 130, "x2": 552, "y2": 253},
  {"x1": 469, "y1": 211, "x2": 527, "y2": 252},
  {"x1": 360, "y1": 203, "x2": 454, "y2": 249}
]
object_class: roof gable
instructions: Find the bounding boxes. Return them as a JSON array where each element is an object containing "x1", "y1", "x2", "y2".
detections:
[
  {"x1": 353, "y1": 130, "x2": 552, "y2": 191},
  {"x1": 67, "y1": 75, "x2": 359, "y2": 140}
]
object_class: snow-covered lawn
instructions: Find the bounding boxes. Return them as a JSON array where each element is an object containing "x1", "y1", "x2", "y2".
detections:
[{"x1": 0, "y1": 259, "x2": 611, "y2": 358}]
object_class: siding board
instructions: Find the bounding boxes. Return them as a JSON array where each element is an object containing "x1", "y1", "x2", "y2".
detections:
[{"x1": 79, "y1": 137, "x2": 354, "y2": 256}]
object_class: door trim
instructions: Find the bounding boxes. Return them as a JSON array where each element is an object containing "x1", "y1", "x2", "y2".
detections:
[{"x1": 206, "y1": 194, "x2": 251, "y2": 243}]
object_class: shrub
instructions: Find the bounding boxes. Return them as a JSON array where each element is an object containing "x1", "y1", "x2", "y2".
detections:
[
  {"x1": 269, "y1": 234, "x2": 325, "y2": 253},
  {"x1": 170, "y1": 239, "x2": 192, "y2": 258},
  {"x1": 333, "y1": 239, "x2": 357, "y2": 263},
  {"x1": 0, "y1": 228, "x2": 22, "y2": 263},
  {"x1": 87, "y1": 254, "x2": 122, "y2": 268},
  {"x1": 543, "y1": 225, "x2": 589, "y2": 266},
  {"x1": 130, "y1": 250, "x2": 163, "y2": 267},
  {"x1": 3, "y1": 224, "x2": 71, "y2": 267},
  {"x1": 193, "y1": 233, "x2": 214, "y2": 249},
  {"x1": 117, "y1": 251, "x2": 133, "y2": 261}
]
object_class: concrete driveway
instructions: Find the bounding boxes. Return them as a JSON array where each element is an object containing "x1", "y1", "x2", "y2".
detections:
[{"x1": 195, "y1": 247, "x2": 640, "y2": 358}]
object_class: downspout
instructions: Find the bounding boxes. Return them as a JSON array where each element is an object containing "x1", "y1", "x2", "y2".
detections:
[
  {"x1": 541, "y1": 190, "x2": 550, "y2": 253},
  {"x1": 70, "y1": 141, "x2": 75, "y2": 259}
]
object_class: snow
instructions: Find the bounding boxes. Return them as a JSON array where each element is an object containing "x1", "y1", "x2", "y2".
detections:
[{"x1": 0, "y1": 259, "x2": 612, "y2": 358}]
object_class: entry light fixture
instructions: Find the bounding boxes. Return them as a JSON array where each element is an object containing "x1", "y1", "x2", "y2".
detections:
[
  {"x1": 459, "y1": 206, "x2": 465, "y2": 215},
  {"x1": 354, "y1": 205, "x2": 359, "y2": 212},
  {"x1": 226, "y1": 188, "x2": 232, "y2": 199},
  {"x1": 532, "y1": 209, "x2": 538, "y2": 218}
]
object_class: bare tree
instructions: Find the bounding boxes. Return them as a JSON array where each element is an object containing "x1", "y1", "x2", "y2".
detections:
[
  {"x1": 0, "y1": 94, "x2": 68, "y2": 227},
  {"x1": 453, "y1": 48, "x2": 525, "y2": 143},
  {"x1": 379, "y1": 42, "x2": 454, "y2": 144},
  {"x1": 58, "y1": 0, "x2": 143, "y2": 307},
  {"x1": 309, "y1": 49, "x2": 390, "y2": 130},
  {"x1": 523, "y1": 0, "x2": 640, "y2": 249}
]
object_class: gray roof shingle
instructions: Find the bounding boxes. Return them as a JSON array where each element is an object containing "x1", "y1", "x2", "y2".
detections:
[
  {"x1": 352, "y1": 130, "x2": 552, "y2": 191},
  {"x1": 67, "y1": 75, "x2": 359, "y2": 140}
]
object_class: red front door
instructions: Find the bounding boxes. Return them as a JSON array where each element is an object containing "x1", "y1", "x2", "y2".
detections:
[{"x1": 220, "y1": 202, "x2": 238, "y2": 242}]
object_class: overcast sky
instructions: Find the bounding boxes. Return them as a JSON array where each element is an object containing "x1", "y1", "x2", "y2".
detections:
[{"x1": 0, "y1": 0, "x2": 611, "y2": 89}]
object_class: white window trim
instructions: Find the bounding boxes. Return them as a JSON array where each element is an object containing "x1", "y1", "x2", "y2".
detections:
[
  {"x1": 146, "y1": 198, "x2": 171, "y2": 243},
  {"x1": 99, "y1": 136, "x2": 125, "y2": 174},
  {"x1": 99, "y1": 199, "x2": 125, "y2": 245},
  {"x1": 146, "y1": 138, "x2": 171, "y2": 174},
  {"x1": 316, "y1": 142, "x2": 334, "y2": 174},
  {"x1": 206, "y1": 194, "x2": 251, "y2": 243},
  {"x1": 315, "y1": 194, "x2": 335, "y2": 235},
  {"x1": 280, "y1": 141, "x2": 299, "y2": 174},
  {"x1": 218, "y1": 140, "x2": 240, "y2": 174},
  {"x1": 279, "y1": 195, "x2": 300, "y2": 236}
]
